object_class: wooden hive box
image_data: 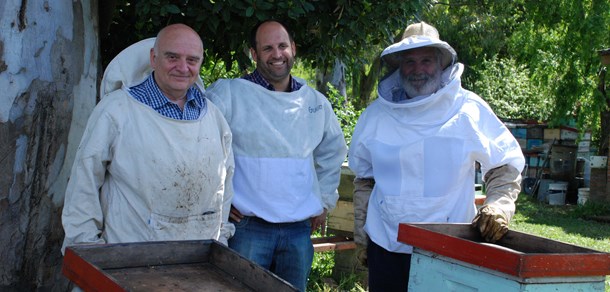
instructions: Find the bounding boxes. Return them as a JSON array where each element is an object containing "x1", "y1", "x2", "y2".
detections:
[
  {"x1": 62, "y1": 240, "x2": 298, "y2": 292},
  {"x1": 398, "y1": 223, "x2": 610, "y2": 291}
]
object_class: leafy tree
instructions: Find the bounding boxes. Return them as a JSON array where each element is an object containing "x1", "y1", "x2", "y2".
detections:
[
  {"x1": 100, "y1": 1, "x2": 431, "y2": 113},
  {"x1": 471, "y1": 57, "x2": 552, "y2": 121},
  {"x1": 509, "y1": 0, "x2": 610, "y2": 153},
  {"x1": 423, "y1": 0, "x2": 610, "y2": 153},
  {"x1": 102, "y1": 1, "x2": 427, "y2": 76}
]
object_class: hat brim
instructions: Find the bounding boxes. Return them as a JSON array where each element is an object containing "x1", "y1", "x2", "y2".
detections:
[{"x1": 381, "y1": 36, "x2": 456, "y2": 70}]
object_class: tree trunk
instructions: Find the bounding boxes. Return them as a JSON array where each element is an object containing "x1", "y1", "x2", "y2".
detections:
[
  {"x1": 598, "y1": 67, "x2": 608, "y2": 156},
  {"x1": 316, "y1": 59, "x2": 347, "y2": 99},
  {"x1": 0, "y1": 1, "x2": 98, "y2": 290},
  {"x1": 354, "y1": 56, "x2": 381, "y2": 110},
  {"x1": 329, "y1": 59, "x2": 347, "y2": 97}
]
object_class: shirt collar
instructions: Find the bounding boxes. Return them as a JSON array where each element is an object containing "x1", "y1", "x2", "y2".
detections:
[
  {"x1": 142, "y1": 73, "x2": 203, "y2": 110},
  {"x1": 242, "y1": 69, "x2": 303, "y2": 92}
]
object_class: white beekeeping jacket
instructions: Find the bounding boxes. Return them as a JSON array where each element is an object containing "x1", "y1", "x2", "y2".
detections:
[
  {"x1": 62, "y1": 38, "x2": 235, "y2": 252},
  {"x1": 349, "y1": 58, "x2": 524, "y2": 253},
  {"x1": 206, "y1": 78, "x2": 347, "y2": 222}
]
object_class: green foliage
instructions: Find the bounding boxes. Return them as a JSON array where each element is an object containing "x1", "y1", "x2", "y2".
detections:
[
  {"x1": 200, "y1": 54, "x2": 244, "y2": 87},
  {"x1": 291, "y1": 60, "x2": 318, "y2": 86},
  {"x1": 423, "y1": 0, "x2": 610, "y2": 150},
  {"x1": 308, "y1": 250, "x2": 335, "y2": 291},
  {"x1": 103, "y1": 1, "x2": 428, "y2": 112},
  {"x1": 470, "y1": 57, "x2": 552, "y2": 121},
  {"x1": 309, "y1": 230, "x2": 367, "y2": 291},
  {"x1": 103, "y1": 1, "x2": 427, "y2": 73},
  {"x1": 325, "y1": 83, "x2": 363, "y2": 147}
]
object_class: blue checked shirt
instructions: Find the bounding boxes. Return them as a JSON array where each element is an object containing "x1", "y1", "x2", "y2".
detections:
[
  {"x1": 242, "y1": 69, "x2": 303, "y2": 92},
  {"x1": 129, "y1": 73, "x2": 206, "y2": 120}
]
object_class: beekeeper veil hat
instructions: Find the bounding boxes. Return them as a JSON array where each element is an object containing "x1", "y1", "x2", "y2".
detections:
[{"x1": 381, "y1": 21, "x2": 456, "y2": 71}]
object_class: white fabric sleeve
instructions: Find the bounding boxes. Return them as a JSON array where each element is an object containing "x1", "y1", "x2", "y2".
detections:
[
  {"x1": 313, "y1": 100, "x2": 348, "y2": 212},
  {"x1": 347, "y1": 108, "x2": 374, "y2": 179},
  {"x1": 218, "y1": 121, "x2": 235, "y2": 244},
  {"x1": 471, "y1": 100, "x2": 525, "y2": 175},
  {"x1": 61, "y1": 102, "x2": 115, "y2": 253}
]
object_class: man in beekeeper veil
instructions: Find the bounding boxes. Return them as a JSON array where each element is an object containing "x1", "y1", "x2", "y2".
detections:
[{"x1": 348, "y1": 21, "x2": 525, "y2": 291}]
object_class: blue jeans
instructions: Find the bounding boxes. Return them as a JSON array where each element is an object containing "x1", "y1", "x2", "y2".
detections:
[{"x1": 228, "y1": 216, "x2": 313, "y2": 292}]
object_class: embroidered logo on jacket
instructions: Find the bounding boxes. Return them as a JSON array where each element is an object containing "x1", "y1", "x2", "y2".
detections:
[{"x1": 309, "y1": 105, "x2": 323, "y2": 113}]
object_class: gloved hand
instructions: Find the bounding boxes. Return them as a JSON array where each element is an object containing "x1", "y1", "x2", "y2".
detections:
[
  {"x1": 355, "y1": 244, "x2": 368, "y2": 267},
  {"x1": 472, "y1": 205, "x2": 509, "y2": 243}
]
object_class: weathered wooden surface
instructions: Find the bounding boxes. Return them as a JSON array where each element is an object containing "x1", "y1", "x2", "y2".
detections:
[
  {"x1": 62, "y1": 240, "x2": 298, "y2": 292},
  {"x1": 327, "y1": 200, "x2": 355, "y2": 234},
  {"x1": 106, "y1": 264, "x2": 254, "y2": 292},
  {"x1": 337, "y1": 164, "x2": 355, "y2": 201},
  {"x1": 398, "y1": 223, "x2": 610, "y2": 278}
]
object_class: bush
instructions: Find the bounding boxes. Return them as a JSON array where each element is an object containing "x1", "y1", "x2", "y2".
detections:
[
  {"x1": 469, "y1": 57, "x2": 551, "y2": 121},
  {"x1": 325, "y1": 83, "x2": 363, "y2": 147}
]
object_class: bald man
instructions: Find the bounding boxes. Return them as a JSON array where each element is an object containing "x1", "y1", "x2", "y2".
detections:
[{"x1": 62, "y1": 24, "x2": 235, "y2": 254}]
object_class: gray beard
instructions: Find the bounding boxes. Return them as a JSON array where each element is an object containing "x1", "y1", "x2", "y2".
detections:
[{"x1": 401, "y1": 73, "x2": 442, "y2": 99}]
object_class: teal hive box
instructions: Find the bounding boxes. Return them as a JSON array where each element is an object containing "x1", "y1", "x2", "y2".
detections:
[{"x1": 399, "y1": 223, "x2": 610, "y2": 292}]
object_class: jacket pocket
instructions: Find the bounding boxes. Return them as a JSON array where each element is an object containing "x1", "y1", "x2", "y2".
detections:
[
  {"x1": 378, "y1": 195, "x2": 450, "y2": 225},
  {"x1": 148, "y1": 211, "x2": 221, "y2": 241}
]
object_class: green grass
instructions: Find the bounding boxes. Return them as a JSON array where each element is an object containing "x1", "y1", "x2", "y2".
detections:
[
  {"x1": 308, "y1": 194, "x2": 610, "y2": 291},
  {"x1": 511, "y1": 194, "x2": 610, "y2": 252}
]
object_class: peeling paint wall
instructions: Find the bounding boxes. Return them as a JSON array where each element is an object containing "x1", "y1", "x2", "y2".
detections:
[{"x1": 0, "y1": 0, "x2": 98, "y2": 290}]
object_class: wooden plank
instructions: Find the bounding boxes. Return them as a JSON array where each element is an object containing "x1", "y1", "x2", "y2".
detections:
[
  {"x1": 327, "y1": 200, "x2": 354, "y2": 233},
  {"x1": 337, "y1": 164, "x2": 355, "y2": 201},
  {"x1": 312, "y1": 236, "x2": 356, "y2": 252},
  {"x1": 474, "y1": 194, "x2": 486, "y2": 206}
]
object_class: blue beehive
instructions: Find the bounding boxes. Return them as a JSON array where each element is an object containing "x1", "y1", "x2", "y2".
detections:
[{"x1": 399, "y1": 223, "x2": 610, "y2": 292}]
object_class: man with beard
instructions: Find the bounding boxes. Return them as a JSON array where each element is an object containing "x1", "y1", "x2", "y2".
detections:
[
  {"x1": 206, "y1": 20, "x2": 347, "y2": 291},
  {"x1": 348, "y1": 22, "x2": 525, "y2": 291}
]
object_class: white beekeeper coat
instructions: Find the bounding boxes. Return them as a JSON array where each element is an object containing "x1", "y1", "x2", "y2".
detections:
[
  {"x1": 349, "y1": 36, "x2": 524, "y2": 254},
  {"x1": 206, "y1": 79, "x2": 347, "y2": 222},
  {"x1": 61, "y1": 38, "x2": 235, "y2": 252}
]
